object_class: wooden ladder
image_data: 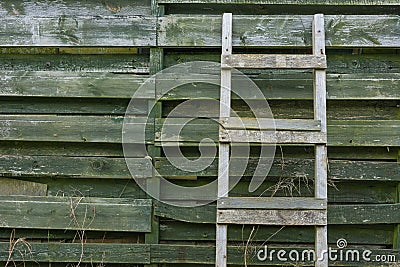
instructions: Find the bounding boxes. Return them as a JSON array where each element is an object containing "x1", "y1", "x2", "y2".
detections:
[{"x1": 216, "y1": 13, "x2": 328, "y2": 267}]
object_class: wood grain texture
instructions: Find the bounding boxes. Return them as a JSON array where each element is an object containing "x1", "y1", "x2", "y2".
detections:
[
  {"x1": 222, "y1": 54, "x2": 326, "y2": 69},
  {"x1": 220, "y1": 129, "x2": 327, "y2": 144},
  {"x1": 217, "y1": 209, "x2": 327, "y2": 225},
  {"x1": 155, "y1": 157, "x2": 400, "y2": 181},
  {"x1": 0, "y1": 16, "x2": 156, "y2": 46},
  {"x1": 0, "y1": 115, "x2": 153, "y2": 143},
  {"x1": 156, "y1": 202, "x2": 400, "y2": 225},
  {"x1": 0, "y1": 155, "x2": 152, "y2": 179},
  {"x1": 0, "y1": 0, "x2": 152, "y2": 16},
  {"x1": 218, "y1": 197, "x2": 326, "y2": 209},
  {"x1": 221, "y1": 118, "x2": 321, "y2": 131},
  {"x1": 159, "y1": 0, "x2": 400, "y2": 5},
  {"x1": 0, "y1": 72, "x2": 153, "y2": 98},
  {"x1": 159, "y1": 15, "x2": 400, "y2": 47},
  {"x1": 0, "y1": 177, "x2": 47, "y2": 196},
  {"x1": 0, "y1": 196, "x2": 152, "y2": 232}
]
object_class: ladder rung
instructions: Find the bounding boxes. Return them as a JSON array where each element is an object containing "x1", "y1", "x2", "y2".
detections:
[
  {"x1": 221, "y1": 118, "x2": 321, "y2": 131},
  {"x1": 217, "y1": 209, "x2": 327, "y2": 225},
  {"x1": 218, "y1": 197, "x2": 327, "y2": 210},
  {"x1": 220, "y1": 130, "x2": 327, "y2": 144},
  {"x1": 221, "y1": 54, "x2": 327, "y2": 69}
]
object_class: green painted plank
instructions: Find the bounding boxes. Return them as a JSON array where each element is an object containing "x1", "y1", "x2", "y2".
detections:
[
  {"x1": 0, "y1": 54, "x2": 149, "y2": 73},
  {"x1": 0, "y1": 242, "x2": 150, "y2": 263},
  {"x1": 156, "y1": 157, "x2": 400, "y2": 180},
  {"x1": 155, "y1": 119, "x2": 400, "y2": 146},
  {"x1": 155, "y1": 203, "x2": 400, "y2": 224},
  {"x1": 0, "y1": 177, "x2": 47, "y2": 196},
  {"x1": 164, "y1": 52, "x2": 400, "y2": 74},
  {"x1": 0, "y1": 242, "x2": 397, "y2": 265},
  {"x1": 0, "y1": 97, "x2": 132, "y2": 115},
  {"x1": 0, "y1": 141, "x2": 127, "y2": 157},
  {"x1": 0, "y1": 0, "x2": 152, "y2": 16},
  {"x1": 0, "y1": 156, "x2": 152, "y2": 179},
  {"x1": 162, "y1": 100, "x2": 400, "y2": 121},
  {"x1": 159, "y1": 0, "x2": 400, "y2": 5},
  {"x1": 0, "y1": 196, "x2": 152, "y2": 232},
  {"x1": 151, "y1": 244, "x2": 400, "y2": 265},
  {"x1": 159, "y1": 221, "x2": 394, "y2": 245},
  {"x1": 0, "y1": 115, "x2": 153, "y2": 143},
  {"x1": 0, "y1": 72, "x2": 153, "y2": 98},
  {"x1": 158, "y1": 73, "x2": 400, "y2": 100},
  {"x1": 0, "y1": 16, "x2": 156, "y2": 46},
  {"x1": 159, "y1": 15, "x2": 400, "y2": 47}
]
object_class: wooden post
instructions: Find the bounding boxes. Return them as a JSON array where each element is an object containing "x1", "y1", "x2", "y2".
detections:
[
  {"x1": 313, "y1": 14, "x2": 328, "y2": 267},
  {"x1": 145, "y1": 2, "x2": 164, "y2": 263},
  {"x1": 216, "y1": 13, "x2": 232, "y2": 267}
]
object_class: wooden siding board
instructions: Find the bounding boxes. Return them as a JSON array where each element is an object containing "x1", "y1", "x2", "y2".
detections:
[
  {"x1": 0, "y1": 196, "x2": 152, "y2": 232},
  {"x1": 158, "y1": 15, "x2": 400, "y2": 47},
  {"x1": 0, "y1": 16, "x2": 156, "y2": 46}
]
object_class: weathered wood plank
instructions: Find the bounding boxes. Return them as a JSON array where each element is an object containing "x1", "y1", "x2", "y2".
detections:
[
  {"x1": 158, "y1": 73, "x2": 400, "y2": 100},
  {"x1": 220, "y1": 129, "x2": 327, "y2": 144},
  {"x1": 155, "y1": 119, "x2": 400, "y2": 146},
  {"x1": 163, "y1": 100, "x2": 399, "y2": 121},
  {"x1": 159, "y1": 221, "x2": 394, "y2": 244},
  {"x1": 222, "y1": 54, "x2": 326, "y2": 69},
  {"x1": 0, "y1": 54, "x2": 150, "y2": 73},
  {"x1": 0, "y1": 115, "x2": 153, "y2": 143},
  {"x1": 217, "y1": 197, "x2": 326, "y2": 209},
  {"x1": 159, "y1": 15, "x2": 400, "y2": 47},
  {"x1": 1, "y1": 72, "x2": 398, "y2": 100},
  {"x1": 0, "y1": 156, "x2": 152, "y2": 179},
  {"x1": 0, "y1": 177, "x2": 47, "y2": 196},
  {"x1": 156, "y1": 157, "x2": 400, "y2": 181},
  {"x1": 159, "y1": 0, "x2": 400, "y2": 5},
  {"x1": 155, "y1": 203, "x2": 400, "y2": 224},
  {"x1": 217, "y1": 209, "x2": 327, "y2": 225},
  {"x1": 0, "y1": 242, "x2": 150, "y2": 263},
  {"x1": 164, "y1": 53, "x2": 400, "y2": 74},
  {"x1": 0, "y1": 0, "x2": 152, "y2": 16},
  {"x1": 0, "y1": 16, "x2": 156, "y2": 46},
  {"x1": 221, "y1": 118, "x2": 321, "y2": 131},
  {"x1": 0, "y1": 196, "x2": 152, "y2": 232},
  {"x1": 0, "y1": 72, "x2": 153, "y2": 98}
]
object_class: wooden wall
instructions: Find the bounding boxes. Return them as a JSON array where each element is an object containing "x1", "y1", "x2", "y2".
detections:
[{"x1": 0, "y1": 0, "x2": 399, "y2": 266}]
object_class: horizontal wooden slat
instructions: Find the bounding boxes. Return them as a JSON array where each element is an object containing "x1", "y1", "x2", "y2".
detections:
[
  {"x1": 0, "y1": 72, "x2": 153, "y2": 98},
  {"x1": 159, "y1": 0, "x2": 400, "y2": 5},
  {"x1": 0, "y1": 177, "x2": 47, "y2": 196},
  {"x1": 156, "y1": 157, "x2": 399, "y2": 181},
  {"x1": 218, "y1": 197, "x2": 327, "y2": 209},
  {"x1": 0, "y1": 0, "x2": 152, "y2": 16},
  {"x1": 220, "y1": 130, "x2": 326, "y2": 143},
  {"x1": 156, "y1": 203, "x2": 400, "y2": 224},
  {"x1": 217, "y1": 209, "x2": 327, "y2": 225},
  {"x1": 221, "y1": 118, "x2": 321, "y2": 131},
  {"x1": 160, "y1": 221, "x2": 394, "y2": 244},
  {"x1": 0, "y1": 115, "x2": 153, "y2": 143},
  {"x1": 222, "y1": 54, "x2": 327, "y2": 69},
  {"x1": 1, "y1": 243, "x2": 398, "y2": 265},
  {"x1": 1, "y1": 72, "x2": 398, "y2": 100},
  {"x1": 159, "y1": 15, "x2": 400, "y2": 47},
  {"x1": 0, "y1": 242, "x2": 150, "y2": 264},
  {"x1": 0, "y1": 54, "x2": 150, "y2": 73},
  {"x1": 155, "y1": 119, "x2": 399, "y2": 146},
  {"x1": 0, "y1": 196, "x2": 152, "y2": 232},
  {"x1": 0, "y1": 156, "x2": 152, "y2": 179},
  {"x1": 0, "y1": 16, "x2": 156, "y2": 46}
]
